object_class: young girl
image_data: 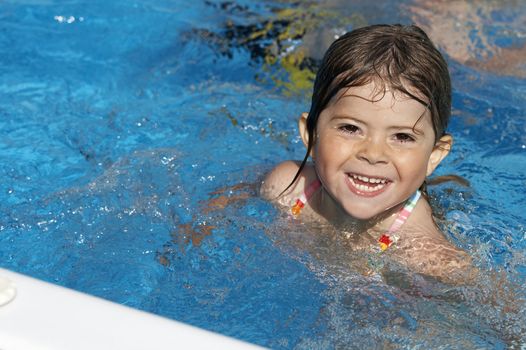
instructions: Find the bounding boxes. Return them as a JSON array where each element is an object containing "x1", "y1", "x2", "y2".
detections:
[{"x1": 261, "y1": 24, "x2": 472, "y2": 283}]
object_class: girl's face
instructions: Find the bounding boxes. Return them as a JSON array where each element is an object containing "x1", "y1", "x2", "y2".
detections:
[{"x1": 302, "y1": 82, "x2": 451, "y2": 220}]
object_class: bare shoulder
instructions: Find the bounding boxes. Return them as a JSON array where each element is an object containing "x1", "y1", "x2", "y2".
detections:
[
  {"x1": 392, "y1": 199, "x2": 475, "y2": 283},
  {"x1": 260, "y1": 161, "x2": 316, "y2": 205},
  {"x1": 260, "y1": 161, "x2": 300, "y2": 198}
]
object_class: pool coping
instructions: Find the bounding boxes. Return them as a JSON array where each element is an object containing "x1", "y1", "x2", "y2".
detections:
[{"x1": 0, "y1": 268, "x2": 262, "y2": 350}]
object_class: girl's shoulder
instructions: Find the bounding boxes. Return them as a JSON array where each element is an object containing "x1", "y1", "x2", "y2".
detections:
[
  {"x1": 260, "y1": 161, "x2": 317, "y2": 206},
  {"x1": 392, "y1": 200, "x2": 475, "y2": 283}
]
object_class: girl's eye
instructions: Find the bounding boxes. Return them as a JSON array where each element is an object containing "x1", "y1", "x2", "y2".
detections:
[
  {"x1": 339, "y1": 124, "x2": 360, "y2": 134},
  {"x1": 394, "y1": 133, "x2": 415, "y2": 143}
]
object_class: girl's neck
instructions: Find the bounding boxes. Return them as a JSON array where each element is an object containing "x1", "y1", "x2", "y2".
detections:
[{"x1": 315, "y1": 186, "x2": 409, "y2": 235}]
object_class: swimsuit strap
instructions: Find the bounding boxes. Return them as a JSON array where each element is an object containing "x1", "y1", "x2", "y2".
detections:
[
  {"x1": 291, "y1": 179, "x2": 321, "y2": 216},
  {"x1": 378, "y1": 190, "x2": 421, "y2": 251}
]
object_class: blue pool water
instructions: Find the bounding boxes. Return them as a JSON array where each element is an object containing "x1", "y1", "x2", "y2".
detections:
[{"x1": 1, "y1": 0, "x2": 525, "y2": 348}]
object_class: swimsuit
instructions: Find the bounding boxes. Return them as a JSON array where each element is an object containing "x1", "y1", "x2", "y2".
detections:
[{"x1": 291, "y1": 178, "x2": 421, "y2": 251}]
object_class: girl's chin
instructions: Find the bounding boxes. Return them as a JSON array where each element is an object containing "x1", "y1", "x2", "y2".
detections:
[
  {"x1": 344, "y1": 211, "x2": 381, "y2": 221},
  {"x1": 340, "y1": 200, "x2": 395, "y2": 222},
  {"x1": 321, "y1": 186, "x2": 395, "y2": 222},
  {"x1": 328, "y1": 202, "x2": 381, "y2": 222}
]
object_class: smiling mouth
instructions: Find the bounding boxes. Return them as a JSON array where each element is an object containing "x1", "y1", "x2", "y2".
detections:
[{"x1": 347, "y1": 173, "x2": 391, "y2": 193}]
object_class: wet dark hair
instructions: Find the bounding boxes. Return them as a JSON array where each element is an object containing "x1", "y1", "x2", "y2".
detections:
[{"x1": 285, "y1": 24, "x2": 451, "y2": 194}]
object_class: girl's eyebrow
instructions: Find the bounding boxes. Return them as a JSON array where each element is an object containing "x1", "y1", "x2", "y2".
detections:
[{"x1": 330, "y1": 115, "x2": 367, "y2": 123}]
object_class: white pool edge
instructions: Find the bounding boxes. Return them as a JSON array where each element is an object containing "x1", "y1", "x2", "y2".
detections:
[{"x1": 0, "y1": 268, "x2": 263, "y2": 350}]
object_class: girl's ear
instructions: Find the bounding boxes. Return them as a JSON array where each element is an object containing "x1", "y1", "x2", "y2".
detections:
[
  {"x1": 427, "y1": 134, "x2": 453, "y2": 176},
  {"x1": 298, "y1": 112, "x2": 310, "y2": 148},
  {"x1": 298, "y1": 112, "x2": 316, "y2": 158}
]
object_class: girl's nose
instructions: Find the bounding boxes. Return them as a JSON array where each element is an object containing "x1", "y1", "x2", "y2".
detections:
[{"x1": 356, "y1": 137, "x2": 388, "y2": 165}]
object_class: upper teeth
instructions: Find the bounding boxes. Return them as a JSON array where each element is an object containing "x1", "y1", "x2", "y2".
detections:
[{"x1": 351, "y1": 174, "x2": 387, "y2": 184}]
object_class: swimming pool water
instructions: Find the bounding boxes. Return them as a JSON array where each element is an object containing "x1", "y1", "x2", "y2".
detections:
[{"x1": 1, "y1": 0, "x2": 525, "y2": 348}]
